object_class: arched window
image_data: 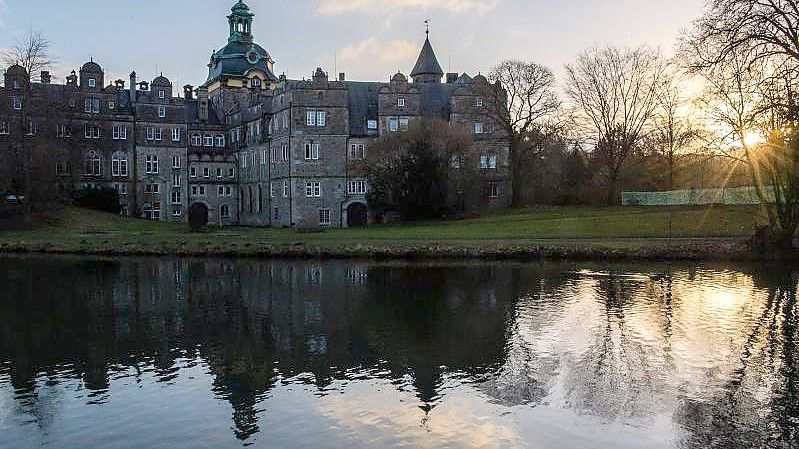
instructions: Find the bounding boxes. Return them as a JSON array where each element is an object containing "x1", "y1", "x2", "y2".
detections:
[
  {"x1": 220, "y1": 204, "x2": 230, "y2": 219},
  {"x1": 84, "y1": 151, "x2": 102, "y2": 176},
  {"x1": 191, "y1": 133, "x2": 202, "y2": 146}
]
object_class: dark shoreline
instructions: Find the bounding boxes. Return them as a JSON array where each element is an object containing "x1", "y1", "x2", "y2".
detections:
[{"x1": 0, "y1": 238, "x2": 793, "y2": 262}]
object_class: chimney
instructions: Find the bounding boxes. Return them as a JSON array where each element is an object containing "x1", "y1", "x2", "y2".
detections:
[
  {"x1": 338, "y1": 72, "x2": 346, "y2": 82},
  {"x1": 129, "y1": 71, "x2": 137, "y2": 104},
  {"x1": 446, "y1": 73, "x2": 458, "y2": 84},
  {"x1": 198, "y1": 86, "x2": 209, "y2": 122},
  {"x1": 184, "y1": 84, "x2": 194, "y2": 100},
  {"x1": 40, "y1": 71, "x2": 51, "y2": 84}
]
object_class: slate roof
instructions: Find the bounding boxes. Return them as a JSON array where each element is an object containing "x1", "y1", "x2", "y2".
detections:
[
  {"x1": 205, "y1": 41, "x2": 278, "y2": 85},
  {"x1": 410, "y1": 37, "x2": 444, "y2": 78}
]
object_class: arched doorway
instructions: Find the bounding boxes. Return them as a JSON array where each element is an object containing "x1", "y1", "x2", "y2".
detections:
[
  {"x1": 189, "y1": 202, "x2": 209, "y2": 231},
  {"x1": 347, "y1": 202, "x2": 368, "y2": 227}
]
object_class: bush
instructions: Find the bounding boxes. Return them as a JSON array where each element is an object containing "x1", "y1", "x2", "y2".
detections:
[{"x1": 74, "y1": 187, "x2": 121, "y2": 214}]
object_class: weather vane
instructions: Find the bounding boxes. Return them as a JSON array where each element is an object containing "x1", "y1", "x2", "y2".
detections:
[{"x1": 425, "y1": 19, "x2": 430, "y2": 36}]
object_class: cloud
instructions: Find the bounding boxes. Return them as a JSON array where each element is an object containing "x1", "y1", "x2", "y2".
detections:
[
  {"x1": 338, "y1": 37, "x2": 418, "y2": 78},
  {"x1": 318, "y1": 0, "x2": 500, "y2": 15}
]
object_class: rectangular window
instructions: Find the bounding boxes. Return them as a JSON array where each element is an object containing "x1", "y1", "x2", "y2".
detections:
[
  {"x1": 159, "y1": 90, "x2": 165, "y2": 99},
  {"x1": 304, "y1": 143, "x2": 320, "y2": 160},
  {"x1": 305, "y1": 181, "x2": 321, "y2": 198},
  {"x1": 171, "y1": 189, "x2": 182, "y2": 204},
  {"x1": 389, "y1": 117, "x2": 398, "y2": 132},
  {"x1": 282, "y1": 144, "x2": 290, "y2": 162},
  {"x1": 146, "y1": 155, "x2": 159, "y2": 174},
  {"x1": 215, "y1": 135, "x2": 225, "y2": 147},
  {"x1": 26, "y1": 121, "x2": 39, "y2": 135},
  {"x1": 480, "y1": 154, "x2": 497, "y2": 170},
  {"x1": 283, "y1": 180, "x2": 289, "y2": 198},
  {"x1": 228, "y1": 168, "x2": 235, "y2": 178},
  {"x1": 317, "y1": 111, "x2": 326, "y2": 126},
  {"x1": 172, "y1": 207, "x2": 182, "y2": 218},
  {"x1": 349, "y1": 144, "x2": 365, "y2": 160},
  {"x1": 145, "y1": 184, "x2": 160, "y2": 194},
  {"x1": 400, "y1": 117, "x2": 409, "y2": 131},
  {"x1": 0, "y1": 121, "x2": 9, "y2": 135},
  {"x1": 216, "y1": 167, "x2": 223, "y2": 178},
  {"x1": 88, "y1": 78, "x2": 96, "y2": 88},
  {"x1": 220, "y1": 205, "x2": 230, "y2": 218},
  {"x1": 155, "y1": 128, "x2": 162, "y2": 141},
  {"x1": 397, "y1": 97, "x2": 406, "y2": 108},
  {"x1": 84, "y1": 125, "x2": 101, "y2": 139},
  {"x1": 112, "y1": 126, "x2": 127, "y2": 140},
  {"x1": 172, "y1": 156, "x2": 181, "y2": 169},
  {"x1": 306, "y1": 110, "x2": 316, "y2": 126},
  {"x1": 474, "y1": 123, "x2": 484, "y2": 134},
  {"x1": 57, "y1": 124, "x2": 71, "y2": 138},
  {"x1": 203, "y1": 167, "x2": 210, "y2": 178},
  {"x1": 319, "y1": 209, "x2": 331, "y2": 226},
  {"x1": 146, "y1": 127, "x2": 155, "y2": 140},
  {"x1": 367, "y1": 119, "x2": 378, "y2": 130},
  {"x1": 270, "y1": 183, "x2": 275, "y2": 198},
  {"x1": 191, "y1": 134, "x2": 202, "y2": 146},
  {"x1": 108, "y1": 100, "x2": 115, "y2": 110},
  {"x1": 475, "y1": 97, "x2": 483, "y2": 107},
  {"x1": 84, "y1": 98, "x2": 100, "y2": 114},
  {"x1": 172, "y1": 172, "x2": 181, "y2": 187},
  {"x1": 199, "y1": 186, "x2": 206, "y2": 196},
  {"x1": 204, "y1": 134, "x2": 213, "y2": 146},
  {"x1": 12, "y1": 97, "x2": 22, "y2": 110},
  {"x1": 347, "y1": 180, "x2": 367, "y2": 195},
  {"x1": 172, "y1": 128, "x2": 181, "y2": 142},
  {"x1": 488, "y1": 182, "x2": 500, "y2": 198},
  {"x1": 189, "y1": 167, "x2": 197, "y2": 178},
  {"x1": 191, "y1": 186, "x2": 198, "y2": 196},
  {"x1": 158, "y1": 106, "x2": 166, "y2": 118},
  {"x1": 152, "y1": 202, "x2": 161, "y2": 220}
]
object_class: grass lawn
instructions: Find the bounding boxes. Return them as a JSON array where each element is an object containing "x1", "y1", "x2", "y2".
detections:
[{"x1": 0, "y1": 204, "x2": 765, "y2": 259}]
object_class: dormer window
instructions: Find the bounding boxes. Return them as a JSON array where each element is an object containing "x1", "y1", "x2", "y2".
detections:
[
  {"x1": 251, "y1": 77, "x2": 261, "y2": 88},
  {"x1": 159, "y1": 90, "x2": 165, "y2": 99},
  {"x1": 398, "y1": 97, "x2": 406, "y2": 108},
  {"x1": 88, "y1": 78, "x2": 96, "y2": 88}
]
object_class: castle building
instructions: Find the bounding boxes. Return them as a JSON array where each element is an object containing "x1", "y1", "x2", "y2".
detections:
[{"x1": 0, "y1": 0, "x2": 510, "y2": 228}]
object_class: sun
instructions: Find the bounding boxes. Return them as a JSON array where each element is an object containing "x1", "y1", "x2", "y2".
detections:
[{"x1": 743, "y1": 131, "x2": 765, "y2": 148}]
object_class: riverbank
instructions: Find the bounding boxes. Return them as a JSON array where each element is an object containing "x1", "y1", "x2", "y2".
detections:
[{"x1": 0, "y1": 205, "x2": 790, "y2": 261}]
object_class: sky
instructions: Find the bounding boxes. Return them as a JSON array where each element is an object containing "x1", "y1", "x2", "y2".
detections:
[{"x1": 0, "y1": 0, "x2": 706, "y2": 89}]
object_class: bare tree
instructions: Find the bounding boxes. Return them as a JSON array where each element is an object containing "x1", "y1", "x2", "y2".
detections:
[
  {"x1": 2, "y1": 30, "x2": 55, "y2": 82},
  {"x1": 476, "y1": 60, "x2": 561, "y2": 207},
  {"x1": 652, "y1": 65, "x2": 700, "y2": 191},
  {"x1": 685, "y1": 0, "x2": 799, "y2": 70},
  {"x1": 565, "y1": 45, "x2": 664, "y2": 205}
]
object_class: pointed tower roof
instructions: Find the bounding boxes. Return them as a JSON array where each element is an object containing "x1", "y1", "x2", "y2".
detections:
[{"x1": 410, "y1": 36, "x2": 444, "y2": 80}]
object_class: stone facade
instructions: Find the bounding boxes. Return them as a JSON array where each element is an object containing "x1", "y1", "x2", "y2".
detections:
[{"x1": 0, "y1": 0, "x2": 510, "y2": 229}]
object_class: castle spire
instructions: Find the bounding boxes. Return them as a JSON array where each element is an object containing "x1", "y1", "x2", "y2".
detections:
[
  {"x1": 410, "y1": 24, "x2": 444, "y2": 84},
  {"x1": 228, "y1": 0, "x2": 254, "y2": 43}
]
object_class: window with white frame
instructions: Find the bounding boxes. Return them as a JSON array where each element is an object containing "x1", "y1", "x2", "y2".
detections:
[
  {"x1": 26, "y1": 121, "x2": 39, "y2": 135},
  {"x1": 389, "y1": 117, "x2": 409, "y2": 132},
  {"x1": 146, "y1": 155, "x2": 159, "y2": 174},
  {"x1": 172, "y1": 128, "x2": 181, "y2": 142},
  {"x1": 84, "y1": 124, "x2": 101, "y2": 139},
  {"x1": 270, "y1": 182, "x2": 275, "y2": 198},
  {"x1": 488, "y1": 181, "x2": 500, "y2": 198},
  {"x1": 347, "y1": 180, "x2": 367, "y2": 195},
  {"x1": 0, "y1": 121, "x2": 9, "y2": 135},
  {"x1": 306, "y1": 110, "x2": 326, "y2": 126},
  {"x1": 228, "y1": 168, "x2": 235, "y2": 178},
  {"x1": 155, "y1": 128, "x2": 162, "y2": 140},
  {"x1": 172, "y1": 172, "x2": 181, "y2": 187},
  {"x1": 397, "y1": 97, "x2": 406, "y2": 108},
  {"x1": 108, "y1": 100, "x2": 115, "y2": 110},
  {"x1": 305, "y1": 181, "x2": 321, "y2": 197},
  {"x1": 349, "y1": 143, "x2": 365, "y2": 160},
  {"x1": 281, "y1": 144, "x2": 289, "y2": 161},
  {"x1": 304, "y1": 143, "x2": 320, "y2": 160},
  {"x1": 203, "y1": 167, "x2": 210, "y2": 178},
  {"x1": 189, "y1": 167, "x2": 197, "y2": 178},
  {"x1": 475, "y1": 97, "x2": 484, "y2": 107},
  {"x1": 480, "y1": 154, "x2": 497, "y2": 170},
  {"x1": 172, "y1": 156, "x2": 181, "y2": 169},
  {"x1": 216, "y1": 167, "x2": 223, "y2": 178},
  {"x1": 146, "y1": 127, "x2": 155, "y2": 140},
  {"x1": 172, "y1": 207, "x2": 182, "y2": 217},
  {"x1": 199, "y1": 186, "x2": 206, "y2": 196},
  {"x1": 474, "y1": 122, "x2": 484, "y2": 134},
  {"x1": 84, "y1": 98, "x2": 100, "y2": 114},
  {"x1": 88, "y1": 78, "x2": 96, "y2": 88},
  {"x1": 191, "y1": 133, "x2": 202, "y2": 146},
  {"x1": 319, "y1": 209, "x2": 331, "y2": 226},
  {"x1": 282, "y1": 180, "x2": 289, "y2": 197},
  {"x1": 84, "y1": 152, "x2": 102, "y2": 176},
  {"x1": 203, "y1": 134, "x2": 213, "y2": 147},
  {"x1": 56, "y1": 124, "x2": 70, "y2": 138},
  {"x1": 145, "y1": 184, "x2": 160, "y2": 194},
  {"x1": 215, "y1": 134, "x2": 225, "y2": 147},
  {"x1": 12, "y1": 97, "x2": 22, "y2": 110},
  {"x1": 159, "y1": 90, "x2": 165, "y2": 99},
  {"x1": 171, "y1": 189, "x2": 182, "y2": 204},
  {"x1": 112, "y1": 154, "x2": 128, "y2": 177},
  {"x1": 158, "y1": 106, "x2": 166, "y2": 118},
  {"x1": 282, "y1": 111, "x2": 289, "y2": 129},
  {"x1": 270, "y1": 147, "x2": 278, "y2": 163},
  {"x1": 112, "y1": 126, "x2": 127, "y2": 140},
  {"x1": 260, "y1": 149, "x2": 267, "y2": 165},
  {"x1": 152, "y1": 202, "x2": 161, "y2": 220},
  {"x1": 367, "y1": 119, "x2": 378, "y2": 130}
]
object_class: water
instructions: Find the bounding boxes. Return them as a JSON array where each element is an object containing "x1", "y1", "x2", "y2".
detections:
[{"x1": 0, "y1": 256, "x2": 796, "y2": 449}]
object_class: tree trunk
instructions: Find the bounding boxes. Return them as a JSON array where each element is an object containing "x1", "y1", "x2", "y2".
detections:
[
  {"x1": 509, "y1": 139, "x2": 524, "y2": 208},
  {"x1": 743, "y1": 144, "x2": 777, "y2": 225},
  {"x1": 606, "y1": 170, "x2": 619, "y2": 206}
]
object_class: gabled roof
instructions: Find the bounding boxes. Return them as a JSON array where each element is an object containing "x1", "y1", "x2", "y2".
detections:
[{"x1": 410, "y1": 37, "x2": 444, "y2": 78}]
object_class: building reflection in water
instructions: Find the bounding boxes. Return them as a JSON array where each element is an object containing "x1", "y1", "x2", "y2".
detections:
[{"x1": 0, "y1": 256, "x2": 796, "y2": 448}]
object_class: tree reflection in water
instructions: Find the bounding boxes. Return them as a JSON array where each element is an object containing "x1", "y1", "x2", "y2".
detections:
[{"x1": 0, "y1": 256, "x2": 796, "y2": 448}]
